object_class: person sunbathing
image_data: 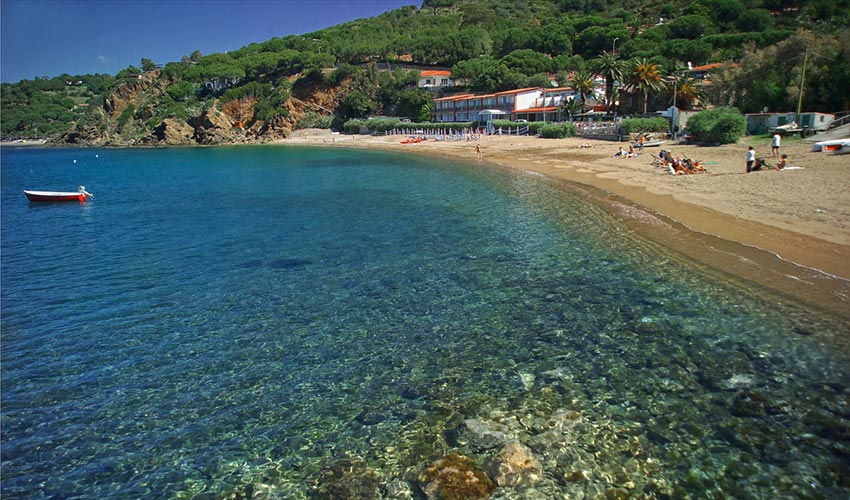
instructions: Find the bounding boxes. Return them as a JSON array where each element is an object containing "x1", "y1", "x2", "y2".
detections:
[
  {"x1": 665, "y1": 153, "x2": 705, "y2": 174},
  {"x1": 748, "y1": 157, "x2": 771, "y2": 172},
  {"x1": 680, "y1": 155, "x2": 705, "y2": 172}
]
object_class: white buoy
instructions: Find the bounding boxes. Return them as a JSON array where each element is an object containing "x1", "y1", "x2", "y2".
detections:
[
  {"x1": 95, "y1": 154, "x2": 99, "y2": 158},
  {"x1": 73, "y1": 159, "x2": 77, "y2": 163}
]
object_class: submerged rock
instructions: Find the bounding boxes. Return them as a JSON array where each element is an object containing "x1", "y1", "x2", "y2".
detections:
[
  {"x1": 384, "y1": 479, "x2": 415, "y2": 499},
  {"x1": 804, "y1": 410, "x2": 850, "y2": 441},
  {"x1": 540, "y1": 409, "x2": 582, "y2": 433},
  {"x1": 721, "y1": 374, "x2": 756, "y2": 391},
  {"x1": 518, "y1": 372, "x2": 536, "y2": 391},
  {"x1": 314, "y1": 457, "x2": 380, "y2": 499},
  {"x1": 731, "y1": 390, "x2": 770, "y2": 417},
  {"x1": 489, "y1": 441, "x2": 542, "y2": 487},
  {"x1": 604, "y1": 487, "x2": 630, "y2": 500},
  {"x1": 356, "y1": 409, "x2": 388, "y2": 426},
  {"x1": 540, "y1": 367, "x2": 572, "y2": 381},
  {"x1": 527, "y1": 409, "x2": 583, "y2": 450},
  {"x1": 419, "y1": 453, "x2": 495, "y2": 500},
  {"x1": 459, "y1": 417, "x2": 522, "y2": 451}
]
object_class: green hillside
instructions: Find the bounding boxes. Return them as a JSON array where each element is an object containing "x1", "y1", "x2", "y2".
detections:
[{"x1": 2, "y1": 0, "x2": 848, "y2": 145}]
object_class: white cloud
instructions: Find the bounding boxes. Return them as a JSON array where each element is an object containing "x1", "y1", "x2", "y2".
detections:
[{"x1": 97, "y1": 55, "x2": 109, "y2": 63}]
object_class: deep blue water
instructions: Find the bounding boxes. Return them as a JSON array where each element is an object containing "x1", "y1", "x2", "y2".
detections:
[{"x1": 2, "y1": 146, "x2": 848, "y2": 499}]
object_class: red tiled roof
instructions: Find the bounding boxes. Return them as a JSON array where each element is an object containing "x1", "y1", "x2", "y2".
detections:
[
  {"x1": 434, "y1": 94, "x2": 474, "y2": 102},
  {"x1": 689, "y1": 62, "x2": 738, "y2": 72},
  {"x1": 435, "y1": 93, "x2": 499, "y2": 102},
  {"x1": 420, "y1": 70, "x2": 452, "y2": 77},
  {"x1": 689, "y1": 63, "x2": 722, "y2": 72},
  {"x1": 518, "y1": 106, "x2": 560, "y2": 112},
  {"x1": 494, "y1": 87, "x2": 541, "y2": 95}
]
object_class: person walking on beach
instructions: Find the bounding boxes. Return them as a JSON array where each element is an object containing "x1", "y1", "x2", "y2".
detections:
[
  {"x1": 475, "y1": 143, "x2": 481, "y2": 161},
  {"x1": 771, "y1": 132, "x2": 781, "y2": 158},
  {"x1": 746, "y1": 146, "x2": 756, "y2": 173}
]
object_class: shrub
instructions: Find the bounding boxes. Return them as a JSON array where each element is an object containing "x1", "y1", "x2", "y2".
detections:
[
  {"x1": 254, "y1": 84, "x2": 290, "y2": 121},
  {"x1": 116, "y1": 104, "x2": 136, "y2": 132},
  {"x1": 296, "y1": 111, "x2": 333, "y2": 129},
  {"x1": 619, "y1": 117, "x2": 669, "y2": 133},
  {"x1": 343, "y1": 118, "x2": 368, "y2": 134},
  {"x1": 539, "y1": 123, "x2": 576, "y2": 138},
  {"x1": 325, "y1": 64, "x2": 360, "y2": 86},
  {"x1": 166, "y1": 81, "x2": 196, "y2": 102},
  {"x1": 365, "y1": 117, "x2": 402, "y2": 133},
  {"x1": 340, "y1": 91, "x2": 376, "y2": 120},
  {"x1": 687, "y1": 107, "x2": 747, "y2": 144}
]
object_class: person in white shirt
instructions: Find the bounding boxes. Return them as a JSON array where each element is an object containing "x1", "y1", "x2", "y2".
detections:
[
  {"x1": 772, "y1": 133, "x2": 781, "y2": 158},
  {"x1": 746, "y1": 146, "x2": 756, "y2": 173}
]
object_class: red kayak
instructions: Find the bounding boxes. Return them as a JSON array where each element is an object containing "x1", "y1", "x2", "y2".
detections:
[{"x1": 24, "y1": 186, "x2": 92, "y2": 203}]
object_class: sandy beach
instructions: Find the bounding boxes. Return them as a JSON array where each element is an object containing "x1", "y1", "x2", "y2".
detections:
[{"x1": 281, "y1": 130, "x2": 850, "y2": 317}]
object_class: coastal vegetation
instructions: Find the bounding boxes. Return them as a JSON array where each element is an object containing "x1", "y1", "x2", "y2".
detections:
[
  {"x1": 618, "y1": 117, "x2": 671, "y2": 134},
  {"x1": 686, "y1": 106, "x2": 748, "y2": 144},
  {"x1": 539, "y1": 122, "x2": 577, "y2": 138},
  {"x1": 1, "y1": 0, "x2": 848, "y2": 145}
]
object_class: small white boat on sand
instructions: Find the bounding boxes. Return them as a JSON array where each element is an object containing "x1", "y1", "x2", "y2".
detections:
[
  {"x1": 811, "y1": 139, "x2": 850, "y2": 153},
  {"x1": 633, "y1": 139, "x2": 667, "y2": 148},
  {"x1": 831, "y1": 144, "x2": 850, "y2": 156}
]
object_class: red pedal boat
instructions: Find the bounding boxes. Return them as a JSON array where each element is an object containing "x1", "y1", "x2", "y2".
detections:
[{"x1": 24, "y1": 186, "x2": 93, "y2": 203}]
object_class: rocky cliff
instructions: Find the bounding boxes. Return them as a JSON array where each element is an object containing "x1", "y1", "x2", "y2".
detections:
[{"x1": 57, "y1": 70, "x2": 349, "y2": 147}]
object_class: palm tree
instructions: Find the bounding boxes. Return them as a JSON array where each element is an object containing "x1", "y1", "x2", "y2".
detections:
[
  {"x1": 589, "y1": 52, "x2": 623, "y2": 113},
  {"x1": 667, "y1": 71, "x2": 706, "y2": 111},
  {"x1": 624, "y1": 58, "x2": 663, "y2": 114},
  {"x1": 569, "y1": 69, "x2": 596, "y2": 113},
  {"x1": 559, "y1": 95, "x2": 581, "y2": 119}
]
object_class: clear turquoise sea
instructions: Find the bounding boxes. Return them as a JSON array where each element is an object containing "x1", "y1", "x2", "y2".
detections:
[{"x1": 1, "y1": 146, "x2": 848, "y2": 499}]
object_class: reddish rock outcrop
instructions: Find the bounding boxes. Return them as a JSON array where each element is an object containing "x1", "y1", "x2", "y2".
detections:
[
  {"x1": 149, "y1": 118, "x2": 195, "y2": 145},
  {"x1": 190, "y1": 104, "x2": 234, "y2": 144}
]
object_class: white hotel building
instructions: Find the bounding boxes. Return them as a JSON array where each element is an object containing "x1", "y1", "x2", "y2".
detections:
[{"x1": 433, "y1": 87, "x2": 578, "y2": 123}]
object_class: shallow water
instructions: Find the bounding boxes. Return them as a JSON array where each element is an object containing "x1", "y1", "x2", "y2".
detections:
[{"x1": 2, "y1": 146, "x2": 848, "y2": 499}]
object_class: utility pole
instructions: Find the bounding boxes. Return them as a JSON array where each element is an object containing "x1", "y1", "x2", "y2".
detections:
[
  {"x1": 796, "y1": 48, "x2": 808, "y2": 122},
  {"x1": 671, "y1": 71, "x2": 679, "y2": 136}
]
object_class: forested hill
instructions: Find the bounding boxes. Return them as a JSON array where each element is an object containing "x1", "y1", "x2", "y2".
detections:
[{"x1": 2, "y1": 0, "x2": 848, "y2": 146}]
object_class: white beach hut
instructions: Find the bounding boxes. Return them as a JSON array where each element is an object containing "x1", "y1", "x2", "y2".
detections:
[{"x1": 479, "y1": 109, "x2": 506, "y2": 134}]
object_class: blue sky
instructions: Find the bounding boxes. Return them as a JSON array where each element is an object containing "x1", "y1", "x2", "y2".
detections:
[{"x1": 1, "y1": 0, "x2": 418, "y2": 83}]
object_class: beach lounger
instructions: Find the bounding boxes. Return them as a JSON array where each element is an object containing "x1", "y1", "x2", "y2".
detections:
[
  {"x1": 649, "y1": 149, "x2": 668, "y2": 167},
  {"x1": 664, "y1": 151, "x2": 707, "y2": 175}
]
